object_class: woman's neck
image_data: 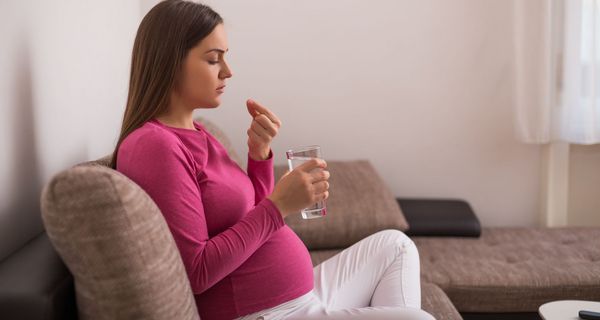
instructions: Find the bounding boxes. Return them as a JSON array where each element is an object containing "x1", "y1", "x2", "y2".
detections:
[
  {"x1": 157, "y1": 94, "x2": 197, "y2": 130},
  {"x1": 155, "y1": 114, "x2": 196, "y2": 130}
]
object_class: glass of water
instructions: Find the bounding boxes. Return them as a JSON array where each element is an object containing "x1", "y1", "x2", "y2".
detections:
[{"x1": 286, "y1": 145, "x2": 327, "y2": 219}]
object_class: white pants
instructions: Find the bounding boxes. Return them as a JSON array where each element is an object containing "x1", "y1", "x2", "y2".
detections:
[{"x1": 236, "y1": 229, "x2": 435, "y2": 320}]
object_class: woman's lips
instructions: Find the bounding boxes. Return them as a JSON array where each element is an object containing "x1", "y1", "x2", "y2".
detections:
[{"x1": 216, "y1": 85, "x2": 225, "y2": 94}]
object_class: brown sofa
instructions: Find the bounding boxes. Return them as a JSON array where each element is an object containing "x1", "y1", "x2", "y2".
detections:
[
  {"x1": 414, "y1": 227, "x2": 600, "y2": 320},
  {"x1": 2, "y1": 117, "x2": 599, "y2": 320},
  {"x1": 306, "y1": 227, "x2": 600, "y2": 320}
]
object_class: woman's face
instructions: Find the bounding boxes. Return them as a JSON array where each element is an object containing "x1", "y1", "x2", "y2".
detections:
[{"x1": 174, "y1": 23, "x2": 233, "y2": 109}]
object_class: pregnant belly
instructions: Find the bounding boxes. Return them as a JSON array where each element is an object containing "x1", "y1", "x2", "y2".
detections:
[{"x1": 232, "y1": 226, "x2": 314, "y2": 293}]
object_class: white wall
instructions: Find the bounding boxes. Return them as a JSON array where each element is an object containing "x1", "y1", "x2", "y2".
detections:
[
  {"x1": 0, "y1": 0, "x2": 139, "y2": 260},
  {"x1": 198, "y1": 0, "x2": 543, "y2": 227},
  {"x1": 2, "y1": 0, "x2": 552, "y2": 260},
  {"x1": 0, "y1": 0, "x2": 43, "y2": 261}
]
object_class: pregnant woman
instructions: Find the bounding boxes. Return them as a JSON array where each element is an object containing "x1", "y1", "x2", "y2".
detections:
[{"x1": 112, "y1": 1, "x2": 433, "y2": 319}]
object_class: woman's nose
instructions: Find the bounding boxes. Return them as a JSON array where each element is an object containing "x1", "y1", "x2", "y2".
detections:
[{"x1": 220, "y1": 61, "x2": 233, "y2": 79}]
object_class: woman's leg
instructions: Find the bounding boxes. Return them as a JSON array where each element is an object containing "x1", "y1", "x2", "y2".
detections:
[
  {"x1": 298, "y1": 306, "x2": 434, "y2": 320},
  {"x1": 313, "y1": 229, "x2": 422, "y2": 310},
  {"x1": 370, "y1": 229, "x2": 422, "y2": 308},
  {"x1": 285, "y1": 229, "x2": 432, "y2": 320}
]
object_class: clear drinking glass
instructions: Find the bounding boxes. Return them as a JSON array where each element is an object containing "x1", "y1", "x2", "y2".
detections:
[{"x1": 285, "y1": 145, "x2": 327, "y2": 219}]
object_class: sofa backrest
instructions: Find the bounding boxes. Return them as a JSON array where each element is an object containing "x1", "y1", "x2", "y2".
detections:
[
  {"x1": 41, "y1": 163, "x2": 199, "y2": 320},
  {"x1": 32, "y1": 117, "x2": 247, "y2": 319},
  {"x1": 40, "y1": 117, "x2": 245, "y2": 319}
]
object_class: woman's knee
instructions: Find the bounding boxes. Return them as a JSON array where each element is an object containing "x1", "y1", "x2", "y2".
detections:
[{"x1": 374, "y1": 229, "x2": 416, "y2": 253}]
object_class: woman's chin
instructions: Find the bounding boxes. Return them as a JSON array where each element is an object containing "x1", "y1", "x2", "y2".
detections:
[
  {"x1": 199, "y1": 100, "x2": 220, "y2": 109},
  {"x1": 212, "y1": 95, "x2": 224, "y2": 106}
]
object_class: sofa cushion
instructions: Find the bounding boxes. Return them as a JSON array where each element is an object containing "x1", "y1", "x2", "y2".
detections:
[
  {"x1": 309, "y1": 249, "x2": 342, "y2": 267},
  {"x1": 40, "y1": 164, "x2": 199, "y2": 320},
  {"x1": 421, "y1": 282, "x2": 462, "y2": 320},
  {"x1": 414, "y1": 227, "x2": 600, "y2": 313},
  {"x1": 275, "y1": 160, "x2": 409, "y2": 250}
]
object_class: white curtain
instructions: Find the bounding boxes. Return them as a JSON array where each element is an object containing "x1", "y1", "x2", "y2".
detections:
[{"x1": 514, "y1": 0, "x2": 600, "y2": 144}]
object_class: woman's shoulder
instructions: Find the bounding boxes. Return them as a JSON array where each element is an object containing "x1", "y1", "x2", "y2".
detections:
[
  {"x1": 119, "y1": 120, "x2": 187, "y2": 158},
  {"x1": 116, "y1": 121, "x2": 199, "y2": 182}
]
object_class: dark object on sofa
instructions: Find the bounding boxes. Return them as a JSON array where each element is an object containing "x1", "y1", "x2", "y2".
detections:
[{"x1": 397, "y1": 198, "x2": 481, "y2": 237}]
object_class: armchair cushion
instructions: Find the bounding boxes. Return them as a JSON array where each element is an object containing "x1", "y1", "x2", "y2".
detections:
[{"x1": 40, "y1": 163, "x2": 199, "y2": 320}]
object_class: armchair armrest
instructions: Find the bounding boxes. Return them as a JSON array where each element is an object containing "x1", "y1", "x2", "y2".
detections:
[{"x1": 396, "y1": 198, "x2": 481, "y2": 237}]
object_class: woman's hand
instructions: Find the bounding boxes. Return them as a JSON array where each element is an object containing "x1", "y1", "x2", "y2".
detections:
[
  {"x1": 246, "y1": 99, "x2": 282, "y2": 160},
  {"x1": 268, "y1": 158, "x2": 330, "y2": 218}
]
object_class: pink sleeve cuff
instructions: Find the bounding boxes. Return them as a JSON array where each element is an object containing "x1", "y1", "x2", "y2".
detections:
[{"x1": 261, "y1": 197, "x2": 285, "y2": 228}]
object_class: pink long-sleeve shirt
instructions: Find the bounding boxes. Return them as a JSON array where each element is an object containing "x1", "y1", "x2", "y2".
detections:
[{"x1": 116, "y1": 118, "x2": 314, "y2": 320}]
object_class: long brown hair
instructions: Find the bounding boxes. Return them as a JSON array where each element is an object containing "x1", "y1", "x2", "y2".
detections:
[{"x1": 109, "y1": 0, "x2": 223, "y2": 169}]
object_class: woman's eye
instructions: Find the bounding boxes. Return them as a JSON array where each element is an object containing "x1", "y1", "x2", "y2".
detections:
[{"x1": 208, "y1": 60, "x2": 219, "y2": 65}]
